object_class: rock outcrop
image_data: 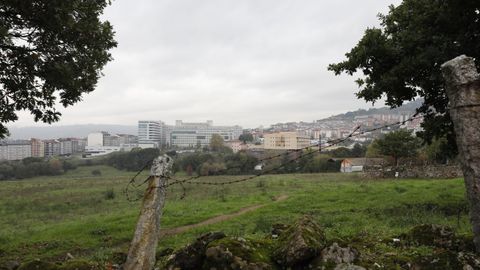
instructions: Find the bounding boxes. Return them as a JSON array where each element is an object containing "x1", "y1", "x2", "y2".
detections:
[{"x1": 272, "y1": 215, "x2": 327, "y2": 267}]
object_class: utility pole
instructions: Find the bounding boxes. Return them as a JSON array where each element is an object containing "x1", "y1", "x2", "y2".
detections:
[
  {"x1": 124, "y1": 154, "x2": 173, "y2": 270},
  {"x1": 441, "y1": 55, "x2": 480, "y2": 252}
]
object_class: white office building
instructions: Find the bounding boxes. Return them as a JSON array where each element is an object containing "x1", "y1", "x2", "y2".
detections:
[
  {"x1": 169, "y1": 120, "x2": 243, "y2": 148},
  {"x1": 138, "y1": 121, "x2": 166, "y2": 148},
  {"x1": 84, "y1": 131, "x2": 137, "y2": 157}
]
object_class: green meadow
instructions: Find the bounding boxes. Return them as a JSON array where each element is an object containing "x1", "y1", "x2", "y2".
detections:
[{"x1": 0, "y1": 165, "x2": 470, "y2": 265}]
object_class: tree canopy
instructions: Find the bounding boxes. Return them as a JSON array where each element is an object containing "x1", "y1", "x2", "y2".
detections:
[
  {"x1": 329, "y1": 0, "x2": 480, "y2": 154},
  {"x1": 209, "y1": 134, "x2": 227, "y2": 152},
  {"x1": 0, "y1": 0, "x2": 117, "y2": 138},
  {"x1": 239, "y1": 133, "x2": 254, "y2": 143},
  {"x1": 372, "y1": 129, "x2": 421, "y2": 166}
]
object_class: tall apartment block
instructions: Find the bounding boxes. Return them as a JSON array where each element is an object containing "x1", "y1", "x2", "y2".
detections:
[
  {"x1": 31, "y1": 138, "x2": 45, "y2": 157},
  {"x1": 0, "y1": 140, "x2": 32, "y2": 161}
]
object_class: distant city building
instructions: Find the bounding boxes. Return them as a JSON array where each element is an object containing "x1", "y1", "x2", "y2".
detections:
[
  {"x1": 138, "y1": 120, "x2": 166, "y2": 148},
  {"x1": 0, "y1": 140, "x2": 32, "y2": 161},
  {"x1": 263, "y1": 132, "x2": 310, "y2": 150},
  {"x1": 85, "y1": 131, "x2": 137, "y2": 157},
  {"x1": 118, "y1": 134, "x2": 138, "y2": 145},
  {"x1": 169, "y1": 120, "x2": 242, "y2": 148},
  {"x1": 226, "y1": 140, "x2": 247, "y2": 153},
  {"x1": 87, "y1": 132, "x2": 105, "y2": 147},
  {"x1": 44, "y1": 140, "x2": 60, "y2": 157},
  {"x1": 31, "y1": 138, "x2": 45, "y2": 158},
  {"x1": 76, "y1": 138, "x2": 87, "y2": 152},
  {"x1": 58, "y1": 138, "x2": 83, "y2": 156}
]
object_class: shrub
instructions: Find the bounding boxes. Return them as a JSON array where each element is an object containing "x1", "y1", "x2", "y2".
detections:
[
  {"x1": 103, "y1": 189, "x2": 115, "y2": 200},
  {"x1": 91, "y1": 169, "x2": 102, "y2": 176}
]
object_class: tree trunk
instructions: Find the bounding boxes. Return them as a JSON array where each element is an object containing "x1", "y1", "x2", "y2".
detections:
[
  {"x1": 124, "y1": 155, "x2": 173, "y2": 270},
  {"x1": 441, "y1": 55, "x2": 480, "y2": 252}
]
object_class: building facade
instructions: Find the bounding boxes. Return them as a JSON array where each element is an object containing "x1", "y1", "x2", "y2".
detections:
[
  {"x1": 263, "y1": 132, "x2": 310, "y2": 150},
  {"x1": 0, "y1": 140, "x2": 32, "y2": 161},
  {"x1": 44, "y1": 140, "x2": 61, "y2": 157},
  {"x1": 169, "y1": 120, "x2": 243, "y2": 148},
  {"x1": 84, "y1": 131, "x2": 137, "y2": 157},
  {"x1": 31, "y1": 138, "x2": 45, "y2": 158},
  {"x1": 138, "y1": 121, "x2": 166, "y2": 148}
]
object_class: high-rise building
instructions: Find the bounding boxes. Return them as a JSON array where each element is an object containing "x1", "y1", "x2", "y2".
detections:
[
  {"x1": 138, "y1": 121, "x2": 166, "y2": 148},
  {"x1": 31, "y1": 138, "x2": 45, "y2": 158},
  {"x1": 58, "y1": 138, "x2": 81, "y2": 156},
  {"x1": 44, "y1": 140, "x2": 60, "y2": 157}
]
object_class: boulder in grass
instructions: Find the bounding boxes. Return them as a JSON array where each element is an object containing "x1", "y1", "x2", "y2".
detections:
[
  {"x1": 203, "y1": 237, "x2": 273, "y2": 270},
  {"x1": 404, "y1": 224, "x2": 455, "y2": 248},
  {"x1": 166, "y1": 231, "x2": 225, "y2": 270},
  {"x1": 272, "y1": 215, "x2": 327, "y2": 267},
  {"x1": 321, "y1": 242, "x2": 359, "y2": 265},
  {"x1": 59, "y1": 260, "x2": 95, "y2": 270},
  {"x1": 1, "y1": 261, "x2": 20, "y2": 270},
  {"x1": 17, "y1": 260, "x2": 58, "y2": 270}
]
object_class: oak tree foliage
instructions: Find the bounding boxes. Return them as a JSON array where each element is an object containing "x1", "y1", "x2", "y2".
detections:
[
  {"x1": 329, "y1": 0, "x2": 480, "y2": 155},
  {"x1": 373, "y1": 129, "x2": 421, "y2": 166},
  {"x1": 0, "y1": 0, "x2": 117, "y2": 138}
]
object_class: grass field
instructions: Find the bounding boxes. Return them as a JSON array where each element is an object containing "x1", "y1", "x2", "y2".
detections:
[{"x1": 0, "y1": 165, "x2": 471, "y2": 265}]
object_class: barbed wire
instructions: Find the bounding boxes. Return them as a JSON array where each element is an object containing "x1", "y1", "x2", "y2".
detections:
[{"x1": 124, "y1": 111, "x2": 424, "y2": 201}]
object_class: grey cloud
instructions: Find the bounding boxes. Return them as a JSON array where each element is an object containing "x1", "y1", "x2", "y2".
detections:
[{"x1": 12, "y1": 0, "x2": 401, "y2": 129}]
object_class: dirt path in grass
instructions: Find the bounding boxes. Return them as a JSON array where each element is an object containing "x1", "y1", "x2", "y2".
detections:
[{"x1": 159, "y1": 194, "x2": 289, "y2": 237}]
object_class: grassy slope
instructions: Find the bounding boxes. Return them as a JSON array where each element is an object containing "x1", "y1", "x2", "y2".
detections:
[{"x1": 0, "y1": 165, "x2": 470, "y2": 265}]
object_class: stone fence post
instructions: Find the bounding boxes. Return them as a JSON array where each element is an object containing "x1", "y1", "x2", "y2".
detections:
[
  {"x1": 441, "y1": 55, "x2": 480, "y2": 252},
  {"x1": 124, "y1": 154, "x2": 173, "y2": 270}
]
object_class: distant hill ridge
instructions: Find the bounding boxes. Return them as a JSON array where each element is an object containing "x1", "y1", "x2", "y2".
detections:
[
  {"x1": 6, "y1": 124, "x2": 137, "y2": 140},
  {"x1": 325, "y1": 99, "x2": 423, "y2": 120},
  {"x1": 6, "y1": 100, "x2": 423, "y2": 139}
]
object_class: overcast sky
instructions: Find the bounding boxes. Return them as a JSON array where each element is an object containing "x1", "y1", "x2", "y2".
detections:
[{"x1": 12, "y1": 0, "x2": 401, "y2": 129}]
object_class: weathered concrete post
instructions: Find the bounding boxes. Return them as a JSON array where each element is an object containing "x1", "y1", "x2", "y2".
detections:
[
  {"x1": 124, "y1": 154, "x2": 173, "y2": 270},
  {"x1": 441, "y1": 55, "x2": 480, "y2": 252}
]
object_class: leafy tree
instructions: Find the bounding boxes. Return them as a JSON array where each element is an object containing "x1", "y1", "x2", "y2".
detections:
[
  {"x1": 423, "y1": 136, "x2": 457, "y2": 164},
  {"x1": 0, "y1": 0, "x2": 117, "y2": 138},
  {"x1": 329, "y1": 147, "x2": 352, "y2": 158},
  {"x1": 106, "y1": 148, "x2": 160, "y2": 171},
  {"x1": 198, "y1": 162, "x2": 226, "y2": 176},
  {"x1": 48, "y1": 158, "x2": 64, "y2": 175},
  {"x1": 224, "y1": 152, "x2": 258, "y2": 175},
  {"x1": 365, "y1": 141, "x2": 382, "y2": 158},
  {"x1": 209, "y1": 134, "x2": 226, "y2": 152},
  {"x1": 329, "y1": 0, "x2": 480, "y2": 156},
  {"x1": 239, "y1": 133, "x2": 254, "y2": 143},
  {"x1": 351, "y1": 143, "x2": 367, "y2": 157},
  {"x1": 0, "y1": 163, "x2": 14, "y2": 180},
  {"x1": 374, "y1": 129, "x2": 421, "y2": 166}
]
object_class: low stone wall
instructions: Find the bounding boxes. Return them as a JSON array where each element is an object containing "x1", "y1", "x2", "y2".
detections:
[{"x1": 364, "y1": 165, "x2": 463, "y2": 179}]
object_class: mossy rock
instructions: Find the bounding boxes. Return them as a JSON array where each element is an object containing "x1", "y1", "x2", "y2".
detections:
[
  {"x1": 111, "y1": 251, "x2": 128, "y2": 265},
  {"x1": 0, "y1": 260, "x2": 20, "y2": 270},
  {"x1": 166, "y1": 231, "x2": 226, "y2": 270},
  {"x1": 203, "y1": 237, "x2": 275, "y2": 270},
  {"x1": 411, "y1": 250, "x2": 465, "y2": 270},
  {"x1": 272, "y1": 215, "x2": 326, "y2": 267},
  {"x1": 59, "y1": 260, "x2": 95, "y2": 270},
  {"x1": 403, "y1": 224, "x2": 455, "y2": 248},
  {"x1": 18, "y1": 260, "x2": 59, "y2": 270}
]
